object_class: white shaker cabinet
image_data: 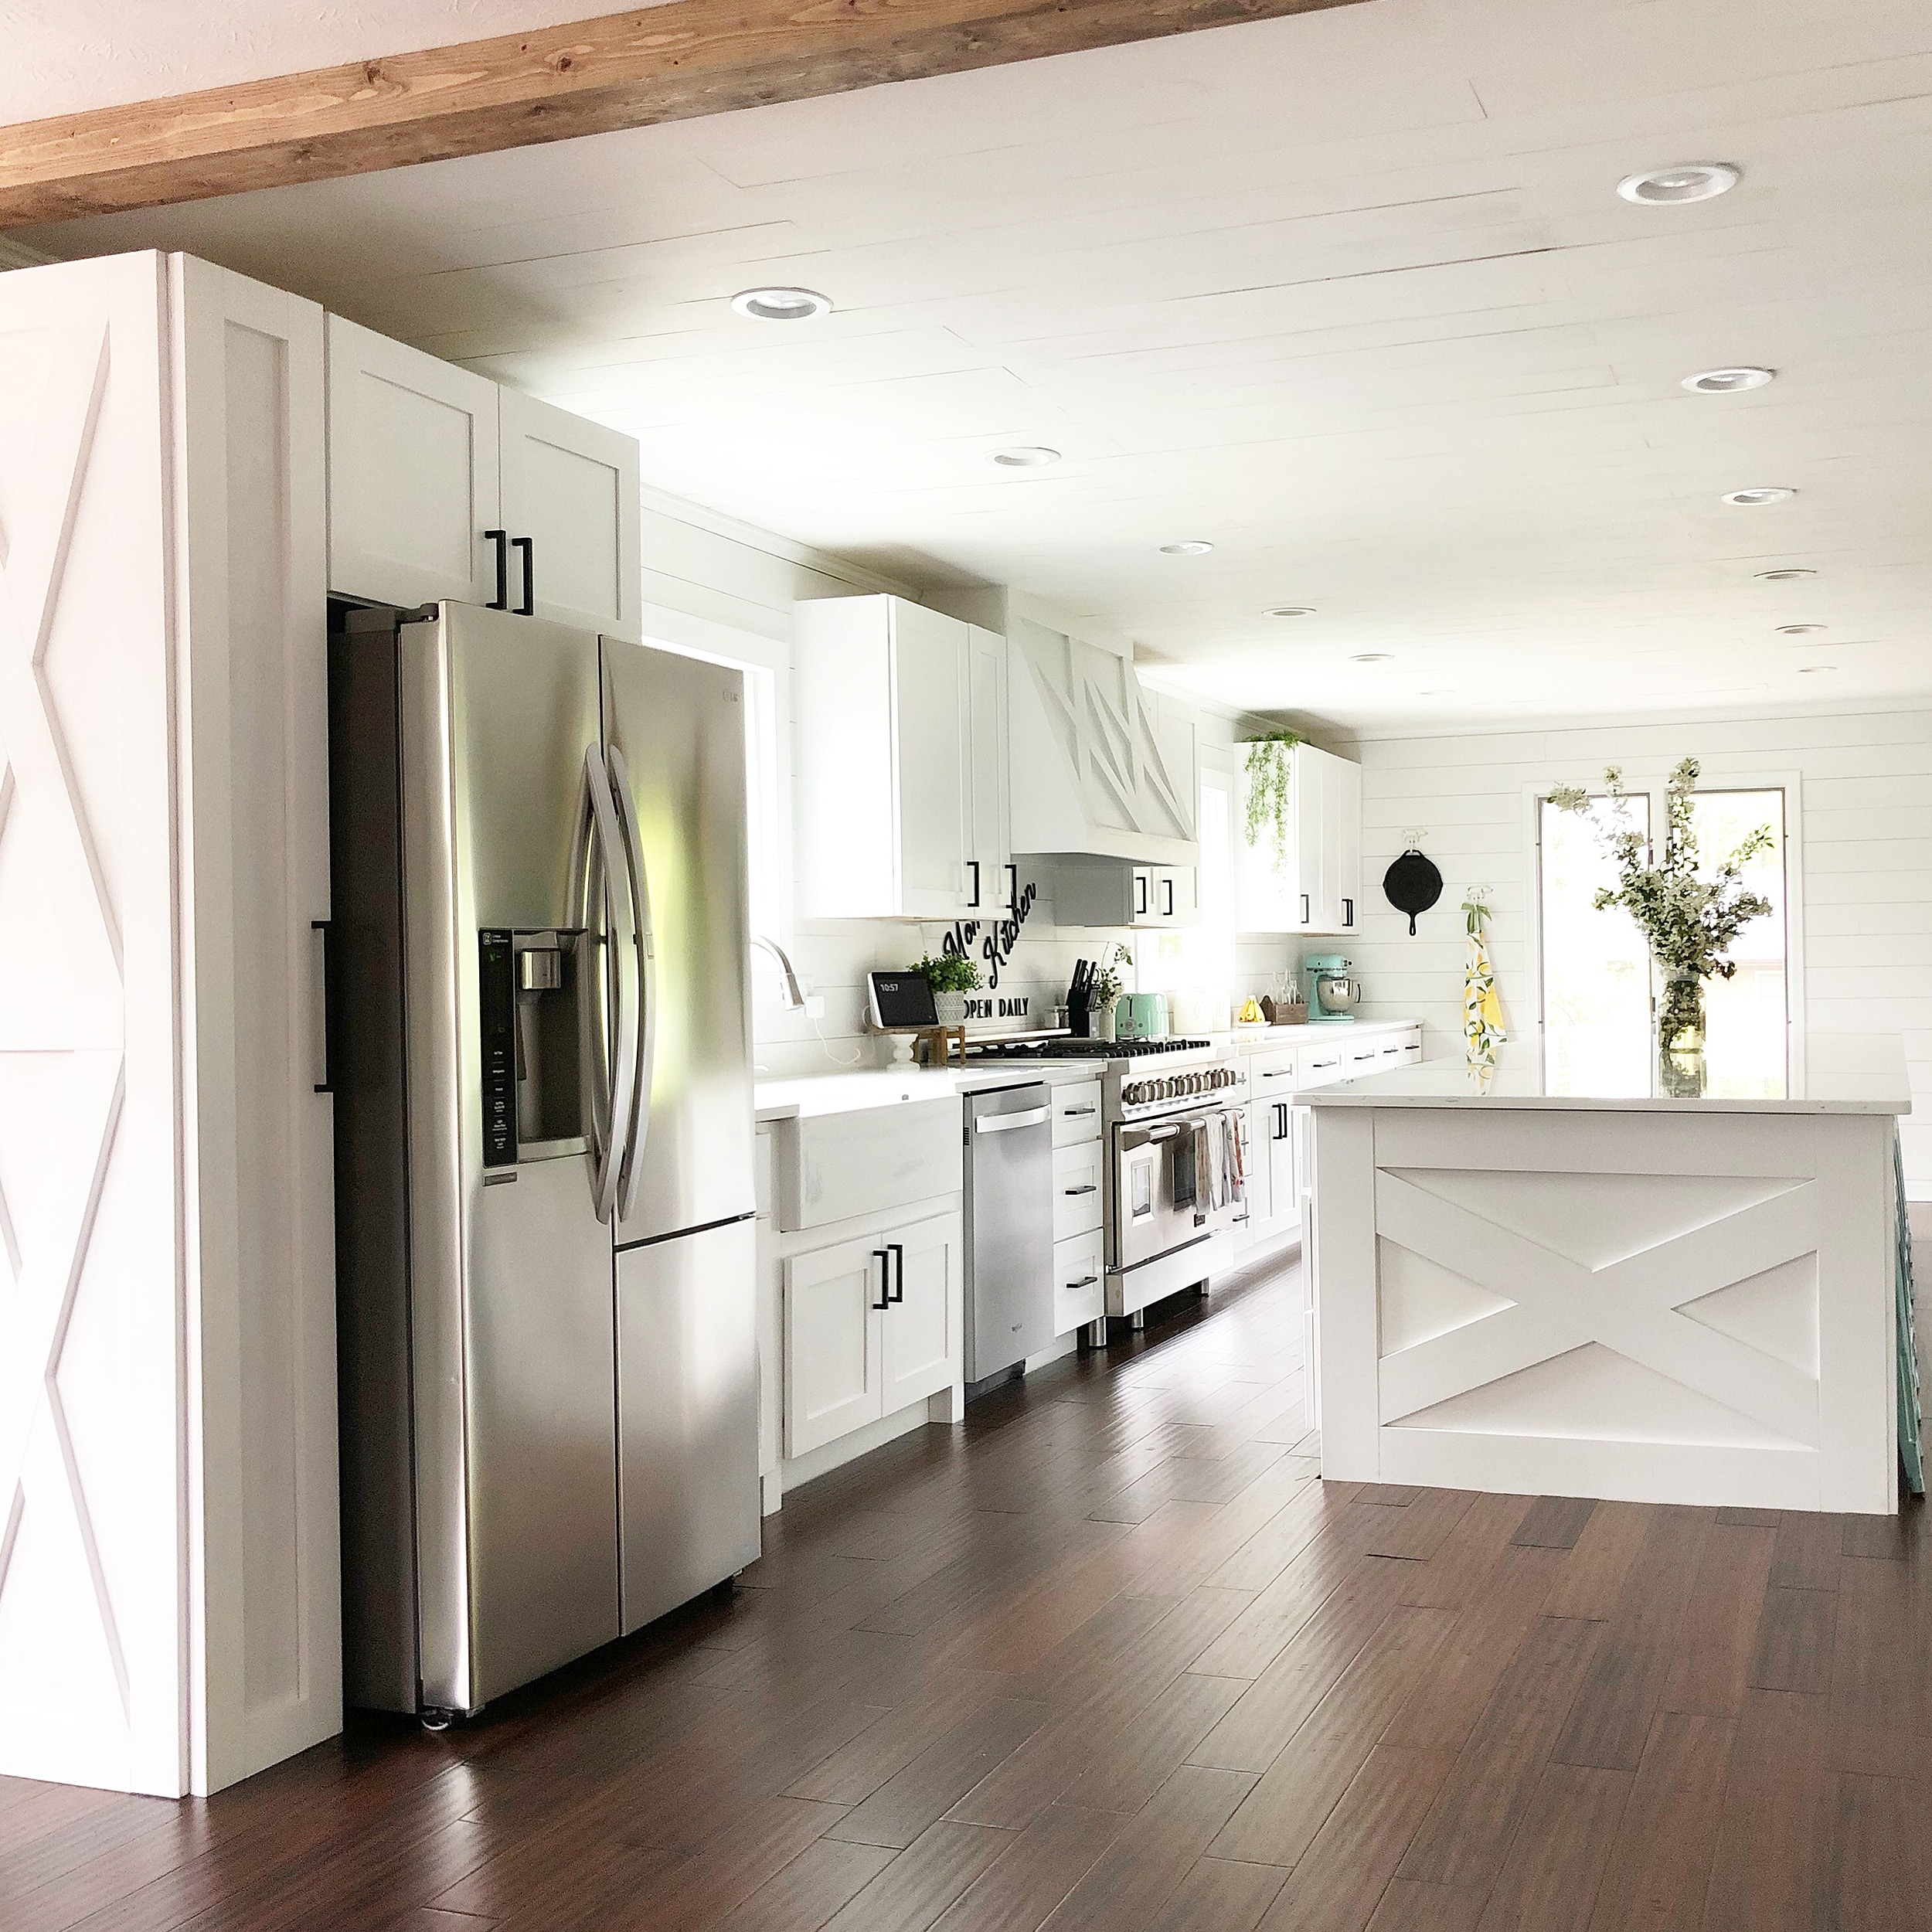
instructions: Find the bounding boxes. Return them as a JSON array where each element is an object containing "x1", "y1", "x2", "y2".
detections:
[
  {"x1": 795, "y1": 596, "x2": 1012, "y2": 920},
  {"x1": 782, "y1": 1213, "x2": 961, "y2": 1457},
  {"x1": 327, "y1": 318, "x2": 641, "y2": 642},
  {"x1": 0, "y1": 251, "x2": 338, "y2": 1798},
  {"x1": 1236, "y1": 743, "x2": 1362, "y2": 935},
  {"x1": 498, "y1": 387, "x2": 641, "y2": 642},
  {"x1": 967, "y1": 624, "x2": 1015, "y2": 915},
  {"x1": 325, "y1": 316, "x2": 499, "y2": 609}
]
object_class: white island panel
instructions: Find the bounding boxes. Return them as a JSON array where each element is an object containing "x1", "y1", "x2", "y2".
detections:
[{"x1": 1304, "y1": 1041, "x2": 1910, "y2": 1515}]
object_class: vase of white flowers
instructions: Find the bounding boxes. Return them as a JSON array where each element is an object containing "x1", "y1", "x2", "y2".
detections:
[{"x1": 1549, "y1": 758, "x2": 1772, "y2": 1097}]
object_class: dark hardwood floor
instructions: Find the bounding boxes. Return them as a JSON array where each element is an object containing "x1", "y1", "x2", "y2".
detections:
[{"x1": 5, "y1": 1253, "x2": 1928, "y2": 1932}]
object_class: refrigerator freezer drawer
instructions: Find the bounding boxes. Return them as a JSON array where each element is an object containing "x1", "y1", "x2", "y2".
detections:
[{"x1": 617, "y1": 1216, "x2": 762, "y2": 1636}]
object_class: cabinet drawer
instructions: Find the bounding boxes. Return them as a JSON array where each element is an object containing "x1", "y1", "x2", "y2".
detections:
[
  {"x1": 1052, "y1": 1140, "x2": 1104, "y2": 1240},
  {"x1": 1051, "y1": 1079, "x2": 1103, "y2": 1146},
  {"x1": 1250, "y1": 1046, "x2": 1300, "y2": 1094},
  {"x1": 1052, "y1": 1230, "x2": 1104, "y2": 1335},
  {"x1": 1300, "y1": 1044, "x2": 1348, "y2": 1087}
]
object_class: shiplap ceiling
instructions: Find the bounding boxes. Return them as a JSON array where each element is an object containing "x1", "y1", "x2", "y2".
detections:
[{"x1": 15, "y1": 0, "x2": 1932, "y2": 731}]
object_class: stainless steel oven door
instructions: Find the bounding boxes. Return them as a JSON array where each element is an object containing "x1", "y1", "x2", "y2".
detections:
[{"x1": 1111, "y1": 1110, "x2": 1244, "y2": 1270}]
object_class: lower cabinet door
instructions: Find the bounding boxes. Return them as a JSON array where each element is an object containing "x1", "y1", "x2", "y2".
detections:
[
  {"x1": 1270, "y1": 1108, "x2": 1301, "y2": 1240},
  {"x1": 1243, "y1": 1097, "x2": 1275, "y2": 1243},
  {"x1": 881, "y1": 1214, "x2": 960, "y2": 1413},
  {"x1": 1052, "y1": 1229, "x2": 1104, "y2": 1335},
  {"x1": 784, "y1": 1234, "x2": 887, "y2": 1457},
  {"x1": 617, "y1": 1217, "x2": 760, "y2": 1638}
]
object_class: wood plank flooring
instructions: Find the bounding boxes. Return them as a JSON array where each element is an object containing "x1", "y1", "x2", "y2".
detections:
[{"x1": 5, "y1": 1253, "x2": 1929, "y2": 1932}]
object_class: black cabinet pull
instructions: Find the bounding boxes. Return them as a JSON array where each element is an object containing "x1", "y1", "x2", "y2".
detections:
[
  {"x1": 1063, "y1": 1183, "x2": 1098, "y2": 1196},
  {"x1": 888, "y1": 1242, "x2": 905, "y2": 1304},
  {"x1": 512, "y1": 536, "x2": 535, "y2": 616},
  {"x1": 1005, "y1": 862, "x2": 1019, "y2": 915},
  {"x1": 1299, "y1": 893, "x2": 1310, "y2": 924},
  {"x1": 872, "y1": 1250, "x2": 891, "y2": 1311},
  {"x1": 485, "y1": 529, "x2": 509, "y2": 609},
  {"x1": 312, "y1": 919, "x2": 338, "y2": 1094},
  {"x1": 967, "y1": 859, "x2": 981, "y2": 908},
  {"x1": 1162, "y1": 876, "x2": 1175, "y2": 917},
  {"x1": 1343, "y1": 896, "x2": 1355, "y2": 927},
  {"x1": 1135, "y1": 873, "x2": 1148, "y2": 917}
]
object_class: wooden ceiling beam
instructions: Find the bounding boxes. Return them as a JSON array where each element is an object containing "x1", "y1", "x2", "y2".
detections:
[{"x1": 0, "y1": 0, "x2": 1368, "y2": 227}]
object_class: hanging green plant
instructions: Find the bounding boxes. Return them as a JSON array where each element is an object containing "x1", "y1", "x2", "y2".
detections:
[{"x1": 1242, "y1": 731, "x2": 1300, "y2": 864}]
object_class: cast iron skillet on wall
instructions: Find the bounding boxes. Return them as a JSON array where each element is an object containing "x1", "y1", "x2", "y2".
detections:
[{"x1": 1383, "y1": 849, "x2": 1444, "y2": 935}]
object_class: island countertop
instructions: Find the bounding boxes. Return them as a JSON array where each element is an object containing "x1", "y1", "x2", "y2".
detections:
[{"x1": 1294, "y1": 1032, "x2": 1910, "y2": 1115}]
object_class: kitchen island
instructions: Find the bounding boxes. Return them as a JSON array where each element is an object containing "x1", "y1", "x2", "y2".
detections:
[{"x1": 1298, "y1": 1036, "x2": 1917, "y2": 1514}]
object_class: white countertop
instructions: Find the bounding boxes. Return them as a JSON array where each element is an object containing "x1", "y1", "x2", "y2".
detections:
[
  {"x1": 755, "y1": 1060, "x2": 1101, "y2": 1123},
  {"x1": 1295, "y1": 1034, "x2": 1911, "y2": 1114},
  {"x1": 1233, "y1": 1018, "x2": 1416, "y2": 1050}
]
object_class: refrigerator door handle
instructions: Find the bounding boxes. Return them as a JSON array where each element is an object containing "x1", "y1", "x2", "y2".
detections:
[
  {"x1": 583, "y1": 745, "x2": 640, "y2": 1224},
  {"x1": 607, "y1": 744, "x2": 658, "y2": 1222}
]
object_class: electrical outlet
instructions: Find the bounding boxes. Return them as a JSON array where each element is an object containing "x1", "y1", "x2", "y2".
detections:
[{"x1": 804, "y1": 995, "x2": 825, "y2": 1019}]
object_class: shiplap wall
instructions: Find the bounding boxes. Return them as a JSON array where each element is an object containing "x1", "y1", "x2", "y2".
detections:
[
  {"x1": 1337, "y1": 709, "x2": 1932, "y2": 1192},
  {"x1": 634, "y1": 492, "x2": 1291, "y2": 1079}
]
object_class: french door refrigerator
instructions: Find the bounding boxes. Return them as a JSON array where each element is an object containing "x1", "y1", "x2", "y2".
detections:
[{"x1": 329, "y1": 600, "x2": 759, "y2": 1722}]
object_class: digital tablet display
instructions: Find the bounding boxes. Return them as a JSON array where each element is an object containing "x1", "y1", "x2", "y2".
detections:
[{"x1": 869, "y1": 971, "x2": 938, "y2": 1030}]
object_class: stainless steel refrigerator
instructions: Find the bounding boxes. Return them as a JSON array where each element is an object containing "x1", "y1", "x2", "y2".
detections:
[{"x1": 329, "y1": 600, "x2": 759, "y2": 1722}]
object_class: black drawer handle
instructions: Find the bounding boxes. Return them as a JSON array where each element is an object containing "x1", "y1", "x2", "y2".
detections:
[
  {"x1": 1066, "y1": 1274, "x2": 1099, "y2": 1290},
  {"x1": 887, "y1": 1241, "x2": 905, "y2": 1304},
  {"x1": 485, "y1": 529, "x2": 509, "y2": 609},
  {"x1": 872, "y1": 1250, "x2": 891, "y2": 1311},
  {"x1": 1063, "y1": 1184, "x2": 1098, "y2": 1196}
]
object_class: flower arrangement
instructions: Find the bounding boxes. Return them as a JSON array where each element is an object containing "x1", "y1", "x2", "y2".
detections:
[
  {"x1": 1548, "y1": 758, "x2": 1773, "y2": 1060},
  {"x1": 1089, "y1": 943, "x2": 1130, "y2": 1009},
  {"x1": 917, "y1": 951, "x2": 981, "y2": 995},
  {"x1": 1242, "y1": 731, "x2": 1301, "y2": 863}
]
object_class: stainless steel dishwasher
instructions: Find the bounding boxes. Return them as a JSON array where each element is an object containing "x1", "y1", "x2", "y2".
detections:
[{"x1": 963, "y1": 1081, "x2": 1055, "y2": 1389}]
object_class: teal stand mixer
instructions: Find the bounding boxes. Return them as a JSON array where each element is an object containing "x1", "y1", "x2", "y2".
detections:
[{"x1": 1305, "y1": 954, "x2": 1362, "y2": 1023}]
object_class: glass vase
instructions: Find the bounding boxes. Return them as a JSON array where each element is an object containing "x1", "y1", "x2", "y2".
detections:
[{"x1": 1655, "y1": 962, "x2": 1708, "y2": 1097}]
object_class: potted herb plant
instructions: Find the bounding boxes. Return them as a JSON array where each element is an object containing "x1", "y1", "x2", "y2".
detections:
[
  {"x1": 917, "y1": 951, "x2": 982, "y2": 1027},
  {"x1": 1549, "y1": 758, "x2": 1773, "y2": 1094}
]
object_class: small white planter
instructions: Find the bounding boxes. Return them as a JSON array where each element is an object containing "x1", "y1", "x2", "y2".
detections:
[{"x1": 934, "y1": 990, "x2": 968, "y2": 1027}]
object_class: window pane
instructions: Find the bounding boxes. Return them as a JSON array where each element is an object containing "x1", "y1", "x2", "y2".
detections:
[
  {"x1": 1691, "y1": 789, "x2": 1787, "y2": 1097},
  {"x1": 1540, "y1": 794, "x2": 1652, "y2": 1095}
]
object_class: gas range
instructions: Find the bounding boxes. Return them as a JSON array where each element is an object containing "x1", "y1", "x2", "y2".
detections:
[{"x1": 961, "y1": 1033, "x2": 1219, "y2": 1070}]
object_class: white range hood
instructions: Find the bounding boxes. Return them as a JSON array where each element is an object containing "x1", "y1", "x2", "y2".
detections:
[{"x1": 1008, "y1": 616, "x2": 1198, "y2": 866}]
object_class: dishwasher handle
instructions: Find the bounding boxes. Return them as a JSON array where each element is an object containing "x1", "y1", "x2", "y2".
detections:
[{"x1": 975, "y1": 1106, "x2": 1050, "y2": 1134}]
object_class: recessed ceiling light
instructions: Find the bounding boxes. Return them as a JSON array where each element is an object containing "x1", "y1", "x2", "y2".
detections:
[
  {"x1": 1158, "y1": 540, "x2": 1214, "y2": 556},
  {"x1": 1723, "y1": 487, "x2": 1795, "y2": 507},
  {"x1": 1797, "y1": 665, "x2": 1838, "y2": 675},
  {"x1": 1776, "y1": 623, "x2": 1827, "y2": 635},
  {"x1": 730, "y1": 286, "x2": 832, "y2": 321},
  {"x1": 1756, "y1": 567, "x2": 1817, "y2": 582},
  {"x1": 1683, "y1": 366, "x2": 1775, "y2": 393},
  {"x1": 1617, "y1": 162, "x2": 1740, "y2": 205},
  {"x1": 1350, "y1": 652, "x2": 1393, "y2": 664},
  {"x1": 1264, "y1": 606, "x2": 1316, "y2": 617},
  {"x1": 992, "y1": 446, "x2": 1060, "y2": 468}
]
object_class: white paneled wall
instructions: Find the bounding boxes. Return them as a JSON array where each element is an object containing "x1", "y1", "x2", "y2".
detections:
[
  {"x1": 1340, "y1": 711, "x2": 1932, "y2": 1192},
  {"x1": 634, "y1": 493, "x2": 1292, "y2": 1080}
]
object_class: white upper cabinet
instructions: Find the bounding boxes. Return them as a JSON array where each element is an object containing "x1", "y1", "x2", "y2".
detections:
[
  {"x1": 794, "y1": 596, "x2": 1011, "y2": 921},
  {"x1": 327, "y1": 316, "x2": 499, "y2": 609},
  {"x1": 498, "y1": 388, "x2": 641, "y2": 642},
  {"x1": 967, "y1": 624, "x2": 1014, "y2": 915},
  {"x1": 327, "y1": 318, "x2": 640, "y2": 641},
  {"x1": 1236, "y1": 742, "x2": 1362, "y2": 935}
]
